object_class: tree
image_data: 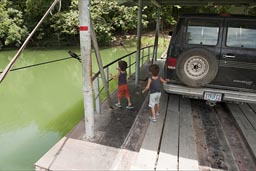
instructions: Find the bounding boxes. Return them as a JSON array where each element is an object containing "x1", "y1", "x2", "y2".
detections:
[
  {"x1": 23, "y1": 0, "x2": 71, "y2": 45},
  {"x1": 50, "y1": 0, "x2": 148, "y2": 46},
  {"x1": 90, "y1": 0, "x2": 142, "y2": 44},
  {"x1": 144, "y1": 5, "x2": 177, "y2": 31},
  {"x1": 50, "y1": 0, "x2": 79, "y2": 36},
  {"x1": 246, "y1": 5, "x2": 256, "y2": 15},
  {"x1": 0, "y1": 1, "x2": 28, "y2": 48}
]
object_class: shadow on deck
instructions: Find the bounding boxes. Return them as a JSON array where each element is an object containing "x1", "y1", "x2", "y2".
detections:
[
  {"x1": 35, "y1": 61, "x2": 165, "y2": 170},
  {"x1": 34, "y1": 59, "x2": 256, "y2": 170}
]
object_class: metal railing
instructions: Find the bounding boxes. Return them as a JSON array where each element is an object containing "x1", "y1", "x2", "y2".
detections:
[{"x1": 92, "y1": 45, "x2": 153, "y2": 113}]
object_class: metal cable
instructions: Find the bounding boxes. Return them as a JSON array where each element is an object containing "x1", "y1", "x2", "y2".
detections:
[
  {"x1": 50, "y1": 0, "x2": 62, "y2": 16},
  {"x1": 0, "y1": 57, "x2": 74, "y2": 74}
]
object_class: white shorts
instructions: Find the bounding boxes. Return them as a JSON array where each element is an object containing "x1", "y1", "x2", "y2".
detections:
[{"x1": 149, "y1": 92, "x2": 161, "y2": 108}]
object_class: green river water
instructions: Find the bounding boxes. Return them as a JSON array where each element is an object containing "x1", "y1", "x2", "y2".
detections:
[{"x1": 0, "y1": 47, "x2": 139, "y2": 170}]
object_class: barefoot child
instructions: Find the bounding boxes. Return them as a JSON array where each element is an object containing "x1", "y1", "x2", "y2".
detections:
[
  {"x1": 142, "y1": 64, "x2": 168, "y2": 122},
  {"x1": 110, "y1": 60, "x2": 134, "y2": 109}
]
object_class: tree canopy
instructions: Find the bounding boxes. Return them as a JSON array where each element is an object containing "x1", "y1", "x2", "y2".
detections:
[
  {"x1": 0, "y1": 1, "x2": 28, "y2": 48},
  {"x1": 0, "y1": 0, "x2": 255, "y2": 48},
  {"x1": 0, "y1": 0, "x2": 175, "y2": 47}
]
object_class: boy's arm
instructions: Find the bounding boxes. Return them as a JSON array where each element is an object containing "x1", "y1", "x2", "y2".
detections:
[
  {"x1": 142, "y1": 78, "x2": 151, "y2": 94},
  {"x1": 110, "y1": 70, "x2": 120, "y2": 79},
  {"x1": 109, "y1": 73, "x2": 117, "y2": 79},
  {"x1": 160, "y1": 76, "x2": 170, "y2": 83}
]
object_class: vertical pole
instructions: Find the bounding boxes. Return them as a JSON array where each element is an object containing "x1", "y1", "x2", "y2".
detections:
[
  {"x1": 135, "y1": 0, "x2": 142, "y2": 85},
  {"x1": 93, "y1": 77, "x2": 101, "y2": 114},
  {"x1": 142, "y1": 48, "x2": 144, "y2": 65},
  {"x1": 148, "y1": 46, "x2": 150, "y2": 62},
  {"x1": 91, "y1": 22, "x2": 113, "y2": 109},
  {"x1": 153, "y1": 7, "x2": 160, "y2": 63},
  {"x1": 129, "y1": 55, "x2": 131, "y2": 77},
  {"x1": 78, "y1": 0, "x2": 94, "y2": 139}
]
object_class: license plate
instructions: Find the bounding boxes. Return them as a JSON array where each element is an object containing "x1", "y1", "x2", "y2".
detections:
[{"x1": 203, "y1": 92, "x2": 223, "y2": 102}]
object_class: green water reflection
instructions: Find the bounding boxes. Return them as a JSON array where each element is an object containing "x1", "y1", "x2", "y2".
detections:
[{"x1": 0, "y1": 47, "x2": 136, "y2": 170}]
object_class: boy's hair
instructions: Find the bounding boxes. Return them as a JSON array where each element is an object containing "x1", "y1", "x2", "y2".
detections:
[
  {"x1": 118, "y1": 60, "x2": 128, "y2": 71},
  {"x1": 149, "y1": 64, "x2": 159, "y2": 76}
]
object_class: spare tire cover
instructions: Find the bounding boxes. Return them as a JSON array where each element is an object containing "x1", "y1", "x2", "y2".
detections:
[{"x1": 176, "y1": 48, "x2": 218, "y2": 87}]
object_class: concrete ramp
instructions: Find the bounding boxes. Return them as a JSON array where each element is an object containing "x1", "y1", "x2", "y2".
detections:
[{"x1": 35, "y1": 137, "x2": 119, "y2": 170}]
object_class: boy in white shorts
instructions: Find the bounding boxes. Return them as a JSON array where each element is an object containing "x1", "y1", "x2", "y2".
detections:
[{"x1": 142, "y1": 64, "x2": 168, "y2": 122}]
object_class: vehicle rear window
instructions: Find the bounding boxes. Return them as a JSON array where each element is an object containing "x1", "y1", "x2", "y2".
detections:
[
  {"x1": 226, "y1": 22, "x2": 256, "y2": 49},
  {"x1": 186, "y1": 21, "x2": 219, "y2": 46}
]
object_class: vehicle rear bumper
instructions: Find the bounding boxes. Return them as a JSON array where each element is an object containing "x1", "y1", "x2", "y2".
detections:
[{"x1": 163, "y1": 83, "x2": 256, "y2": 104}]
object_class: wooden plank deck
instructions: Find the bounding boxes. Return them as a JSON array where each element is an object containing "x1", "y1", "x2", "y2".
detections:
[
  {"x1": 227, "y1": 103, "x2": 256, "y2": 158},
  {"x1": 179, "y1": 97, "x2": 198, "y2": 170},
  {"x1": 239, "y1": 104, "x2": 256, "y2": 129},
  {"x1": 34, "y1": 61, "x2": 162, "y2": 170},
  {"x1": 35, "y1": 60, "x2": 256, "y2": 171},
  {"x1": 132, "y1": 94, "x2": 199, "y2": 170},
  {"x1": 156, "y1": 95, "x2": 179, "y2": 170},
  {"x1": 131, "y1": 91, "x2": 169, "y2": 170}
]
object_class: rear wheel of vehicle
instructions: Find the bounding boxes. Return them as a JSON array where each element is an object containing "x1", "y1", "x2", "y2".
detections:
[{"x1": 176, "y1": 48, "x2": 218, "y2": 87}]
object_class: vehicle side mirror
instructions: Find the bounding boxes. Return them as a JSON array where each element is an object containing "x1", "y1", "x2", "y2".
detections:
[{"x1": 169, "y1": 31, "x2": 173, "y2": 36}]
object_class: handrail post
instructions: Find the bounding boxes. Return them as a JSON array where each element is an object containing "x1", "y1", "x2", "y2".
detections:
[
  {"x1": 104, "y1": 67, "x2": 109, "y2": 87},
  {"x1": 147, "y1": 47, "x2": 150, "y2": 62},
  {"x1": 129, "y1": 55, "x2": 132, "y2": 77},
  {"x1": 135, "y1": 0, "x2": 142, "y2": 85},
  {"x1": 153, "y1": 7, "x2": 160, "y2": 63},
  {"x1": 93, "y1": 77, "x2": 101, "y2": 114},
  {"x1": 106, "y1": 67, "x2": 109, "y2": 85},
  {"x1": 142, "y1": 48, "x2": 144, "y2": 66}
]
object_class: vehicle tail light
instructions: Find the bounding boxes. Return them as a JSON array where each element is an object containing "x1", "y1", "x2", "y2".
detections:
[
  {"x1": 167, "y1": 58, "x2": 176, "y2": 69},
  {"x1": 220, "y1": 13, "x2": 230, "y2": 17}
]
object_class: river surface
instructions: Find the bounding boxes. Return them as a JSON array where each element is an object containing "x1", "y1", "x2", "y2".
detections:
[{"x1": 0, "y1": 47, "x2": 138, "y2": 170}]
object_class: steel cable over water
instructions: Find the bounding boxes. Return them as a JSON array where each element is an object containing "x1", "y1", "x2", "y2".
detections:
[{"x1": 0, "y1": 56, "x2": 80, "y2": 74}]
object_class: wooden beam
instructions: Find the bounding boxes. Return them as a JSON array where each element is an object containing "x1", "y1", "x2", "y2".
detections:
[
  {"x1": 158, "y1": 0, "x2": 256, "y2": 5},
  {"x1": 119, "y1": 0, "x2": 256, "y2": 6},
  {"x1": 152, "y1": 7, "x2": 160, "y2": 63},
  {"x1": 135, "y1": 0, "x2": 142, "y2": 85},
  {"x1": 91, "y1": 22, "x2": 113, "y2": 109}
]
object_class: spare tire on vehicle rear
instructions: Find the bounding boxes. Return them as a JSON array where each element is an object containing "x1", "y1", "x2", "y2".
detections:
[{"x1": 176, "y1": 48, "x2": 218, "y2": 87}]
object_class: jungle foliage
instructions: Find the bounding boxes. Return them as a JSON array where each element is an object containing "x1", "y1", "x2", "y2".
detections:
[{"x1": 0, "y1": 0, "x2": 255, "y2": 48}]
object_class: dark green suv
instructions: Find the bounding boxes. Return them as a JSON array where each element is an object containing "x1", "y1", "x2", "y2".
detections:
[{"x1": 164, "y1": 14, "x2": 256, "y2": 104}]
